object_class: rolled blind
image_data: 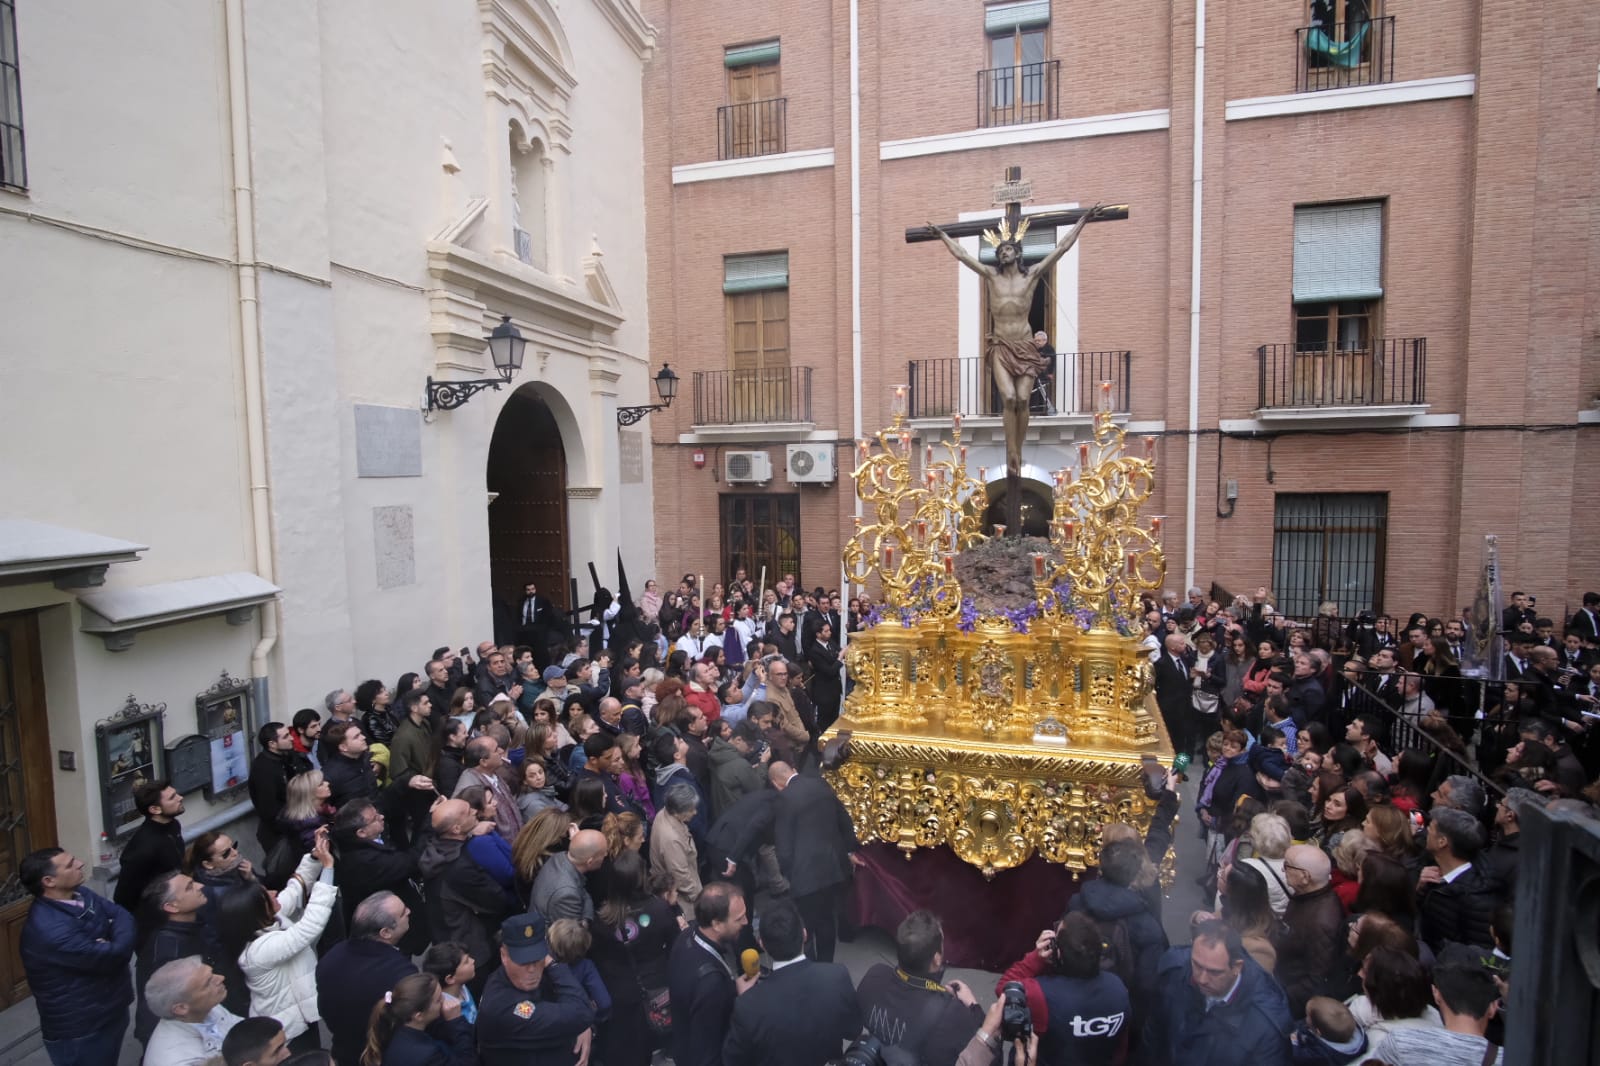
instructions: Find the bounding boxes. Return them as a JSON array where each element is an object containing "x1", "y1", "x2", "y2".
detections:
[
  {"x1": 985, "y1": 1, "x2": 1051, "y2": 34},
  {"x1": 1293, "y1": 202, "x2": 1384, "y2": 302},
  {"x1": 979, "y1": 226, "x2": 1056, "y2": 263},
  {"x1": 724, "y1": 251, "x2": 789, "y2": 293},
  {"x1": 725, "y1": 41, "x2": 780, "y2": 67}
]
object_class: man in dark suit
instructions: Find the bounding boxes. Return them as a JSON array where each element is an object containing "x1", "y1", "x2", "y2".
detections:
[
  {"x1": 248, "y1": 722, "x2": 310, "y2": 851},
  {"x1": 668, "y1": 883, "x2": 753, "y2": 1066},
  {"x1": 1502, "y1": 591, "x2": 1537, "y2": 637},
  {"x1": 1153, "y1": 634, "x2": 1196, "y2": 757},
  {"x1": 772, "y1": 612, "x2": 801, "y2": 663},
  {"x1": 1568, "y1": 592, "x2": 1600, "y2": 646},
  {"x1": 316, "y1": 891, "x2": 418, "y2": 1066},
  {"x1": 769, "y1": 762, "x2": 862, "y2": 963},
  {"x1": 515, "y1": 581, "x2": 564, "y2": 668},
  {"x1": 330, "y1": 798, "x2": 429, "y2": 956},
  {"x1": 722, "y1": 898, "x2": 862, "y2": 1066}
]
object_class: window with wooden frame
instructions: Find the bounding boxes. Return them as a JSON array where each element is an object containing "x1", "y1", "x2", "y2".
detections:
[
  {"x1": 1291, "y1": 202, "x2": 1384, "y2": 404},
  {"x1": 722, "y1": 41, "x2": 783, "y2": 159},
  {"x1": 724, "y1": 252, "x2": 791, "y2": 422},
  {"x1": 982, "y1": 1, "x2": 1053, "y2": 126},
  {"x1": 721, "y1": 493, "x2": 801, "y2": 588}
]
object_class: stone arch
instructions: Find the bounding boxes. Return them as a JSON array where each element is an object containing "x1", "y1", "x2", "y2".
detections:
[{"x1": 979, "y1": 465, "x2": 1055, "y2": 537}]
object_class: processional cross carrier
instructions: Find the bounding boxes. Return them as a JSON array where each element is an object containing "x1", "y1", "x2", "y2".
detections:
[{"x1": 907, "y1": 166, "x2": 1128, "y2": 534}]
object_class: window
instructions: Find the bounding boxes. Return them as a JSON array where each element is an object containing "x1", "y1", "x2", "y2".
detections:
[
  {"x1": 721, "y1": 493, "x2": 800, "y2": 585},
  {"x1": 1292, "y1": 202, "x2": 1383, "y2": 403},
  {"x1": 724, "y1": 252, "x2": 791, "y2": 421},
  {"x1": 0, "y1": 0, "x2": 25, "y2": 191},
  {"x1": 982, "y1": 1, "x2": 1053, "y2": 127},
  {"x1": 1307, "y1": 0, "x2": 1375, "y2": 67},
  {"x1": 1272, "y1": 493, "x2": 1387, "y2": 618},
  {"x1": 722, "y1": 41, "x2": 783, "y2": 159}
]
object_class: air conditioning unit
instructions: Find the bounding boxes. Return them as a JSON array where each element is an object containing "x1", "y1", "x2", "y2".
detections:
[
  {"x1": 724, "y1": 450, "x2": 773, "y2": 484},
  {"x1": 786, "y1": 444, "x2": 836, "y2": 485}
]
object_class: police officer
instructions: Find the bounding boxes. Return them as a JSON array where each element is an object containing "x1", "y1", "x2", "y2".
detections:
[{"x1": 477, "y1": 911, "x2": 596, "y2": 1066}]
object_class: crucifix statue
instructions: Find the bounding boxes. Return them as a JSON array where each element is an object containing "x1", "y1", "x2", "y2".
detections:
[{"x1": 907, "y1": 167, "x2": 1127, "y2": 535}]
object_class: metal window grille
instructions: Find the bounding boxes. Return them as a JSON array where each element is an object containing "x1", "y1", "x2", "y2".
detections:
[
  {"x1": 0, "y1": 0, "x2": 25, "y2": 191},
  {"x1": 1271, "y1": 493, "x2": 1387, "y2": 619}
]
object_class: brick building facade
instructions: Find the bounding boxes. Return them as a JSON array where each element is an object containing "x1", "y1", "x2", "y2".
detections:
[{"x1": 642, "y1": 0, "x2": 1600, "y2": 622}]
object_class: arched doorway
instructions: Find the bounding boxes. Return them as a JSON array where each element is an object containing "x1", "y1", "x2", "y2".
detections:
[
  {"x1": 981, "y1": 481, "x2": 1053, "y2": 537},
  {"x1": 487, "y1": 386, "x2": 569, "y2": 643}
]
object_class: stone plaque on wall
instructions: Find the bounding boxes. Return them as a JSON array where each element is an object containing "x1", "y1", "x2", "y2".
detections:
[
  {"x1": 618, "y1": 429, "x2": 644, "y2": 484},
  {"x1": 354, "y1": 404, "x2": 423, "y2": 478},
  {"x1": 373, "y1": 505, "x2": 415, "y2": 588}
]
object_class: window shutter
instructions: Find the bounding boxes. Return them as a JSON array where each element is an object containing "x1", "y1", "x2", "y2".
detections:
[
  {"x1": 724, "y1": 252, "x2": 789, "y2": 293},
  {"x1": 979, "y1": 226, "x2": 1056, "y2": 264},
  {"x1": 725, "y1": 41, "x2": 781, "y2": 68},
  {"x1": 1293, "y1": 203, "x2": 1384, "y2": 303},
  {"x1": 984, "y1": 1, "x2": 1051, "y2": 35}
]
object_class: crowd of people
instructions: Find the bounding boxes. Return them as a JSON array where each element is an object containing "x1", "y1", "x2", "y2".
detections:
[{"x1": 17, "y1": 570, "x2": 1600, "y2": 1066}]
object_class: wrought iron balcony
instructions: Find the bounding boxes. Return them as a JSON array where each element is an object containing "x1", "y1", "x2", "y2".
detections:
[
  {"x1": 1256, "y1": 338, "x2": 1426, "y2": 411},
  {"x1": 717, "y1": 98, "x2": 787, "y2": 160},
  {"x1": 1297, "y1": 15, "x2": 1394, "y2": 93},
  {"x1": 693, "y1": 367, "x2": 812, "y2": 426},
  {"x1": 976, "y1": 60, "x2": 1060, "y2": 129},
  {"x1": 906, "y1": 351, "x2": 1130, "y2": 419}
]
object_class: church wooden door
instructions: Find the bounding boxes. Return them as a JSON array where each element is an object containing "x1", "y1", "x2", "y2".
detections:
[
  {"x1": 487, "y1": 387, "x2": 570, "y2": 637},
  {"x1": 0, "y1": 612, "x2": 58, "y2": 1007}
]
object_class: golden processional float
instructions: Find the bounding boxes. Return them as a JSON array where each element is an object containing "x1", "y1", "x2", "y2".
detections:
[{"x1": 821, "y1": 383, "x2": 1175, "y2": 879}]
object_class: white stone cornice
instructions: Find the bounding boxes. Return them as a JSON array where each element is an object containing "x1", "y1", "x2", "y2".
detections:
[
  {"x1": 1224, "y1": 75, "x2": 1476, "y2": 122},
  {"x1": 592, "y1": 0, "x2": 657, "y2": 58},
  {"x1": 671, "y1": 147, "x2": 836, "y2": 185},
  {"x1": 427, "y1": 240, "x2": 624, "y2": 336}
]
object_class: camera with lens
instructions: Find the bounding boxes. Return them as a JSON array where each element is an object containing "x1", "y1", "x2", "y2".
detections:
[
  {"x1": 999, "y1": 980, "x2": 1034, "y2": 1042},
  {"x1": 835, "y1": 1035, "x2": 886, "y2": 1066}
]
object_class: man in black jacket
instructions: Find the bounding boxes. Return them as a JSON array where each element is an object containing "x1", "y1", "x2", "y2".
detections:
[
  {"x1": 417, "y1": 799, "x2": 517, "y2": 984},
  {"x1": 248, "y1": 721, "x2": 311, "y2": 851},
  {"x1": 769, "y1": 762, "x2": 862, "y2": 963},
  {"x1": 668, "y1": 883, "x2": 754, "y2": 1066},
  {"x1": 1418, "y1": 807, "x2": 1499, "y2": 953},
  {"x1": 330, "y1": 798, "x2": 429, "y2": 956},
  {"x1": 1153, "y1": 634, "x2": 1196, "y2": 757},
  {"x1": 133, "y1": 870, "x2": 216, "y2": 1045},
  {"x1": 1067, "y1": 838, "x2": 1168, "y2": 1002},
  {"x1": 1482, "y1": 787, "x2": 1546, "y2": 897},
  {"x1": 724, "y1": 898, "x2": 861, "y2": 1066},
  {"x1": 316, "y1": 891, "x2": 419, "y2": 1066},
  {"x1": 856, "y1": 910, "x2": 988, "y2": 1066},
  {"x1": 114, "y1": 779, "x2": 186, "y2": 912}
]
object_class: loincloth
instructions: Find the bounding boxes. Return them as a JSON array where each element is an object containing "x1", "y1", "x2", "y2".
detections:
[{"x1": 987, "y1": 334, "x2": 1051, "y2": 379}]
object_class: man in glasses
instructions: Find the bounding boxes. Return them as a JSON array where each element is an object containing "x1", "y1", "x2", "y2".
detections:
[{"x1": 1275, "y1": 845, "x2": 1346, "y2": 1018}]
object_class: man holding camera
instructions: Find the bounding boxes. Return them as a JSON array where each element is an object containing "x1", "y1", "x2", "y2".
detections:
[
  {"x1": 995, "y1": 912, "x2": 1132, "y2": 1065},
  {"x1": 855, "y1": 910, "x2": 992, "y2": 1065}
]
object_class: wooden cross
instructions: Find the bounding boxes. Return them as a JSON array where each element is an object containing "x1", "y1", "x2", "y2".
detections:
[{"x1": 903, "y1": 165, "x2": 1128, "y2": 245}]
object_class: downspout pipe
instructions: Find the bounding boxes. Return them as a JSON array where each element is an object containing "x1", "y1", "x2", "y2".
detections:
[
  {"x1": 1184, "y1": 0, "x2": 1206, "y2": 593},
  {"x1": 224, "y1": 0, "x2": 279, "y2": 705},
  {"x1": 845, "y1": 0, "x2": 863, "y2": 606}
]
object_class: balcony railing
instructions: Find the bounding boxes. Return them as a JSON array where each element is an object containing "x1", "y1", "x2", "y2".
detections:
[
  {"x1": 1256, "y1": 338, "x2": 1426, "y2": 410},
  {"x1": 717, "y1": 98, "x2": 787, "y2": 160},
  {"x1": 1297, "y1": 15, "x2": 1394, "y2": 92},
  {"x1": 693, "y1": 367, "x2": 812, "y2": 425},
  {"x1": 906, "y1": 351, "x2": 1131, "y2": 419},
  {"x1": 976, "y1": 60, "x2": 1060, "y2": 129}
]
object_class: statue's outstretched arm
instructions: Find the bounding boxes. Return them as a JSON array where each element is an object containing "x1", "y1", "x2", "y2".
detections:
[
  {"x1": 927, "y1": 221, "x2": 990, "y2": 276},
  {"x1": 1032, "y1": 203, "x2": 1102, "y2": 278}
]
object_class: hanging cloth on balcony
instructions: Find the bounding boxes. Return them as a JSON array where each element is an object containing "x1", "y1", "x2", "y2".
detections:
[{"x1": 1305, "y1": 20, "x2": 1370, "y2": 70}]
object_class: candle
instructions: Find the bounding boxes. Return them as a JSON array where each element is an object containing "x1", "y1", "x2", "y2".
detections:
[
  {"x1": 949, "y1": 529, "x2": 959, "y2": 553},
  {"x1": 883, "y1": 544, "x2": 895, "y2": 570},
  {"x1": 1143, "y1": 435, "x2": 1156, "y2": 460},
  {"x1": 1150, "y1": 516, "x2": 1164, "y2": 538},
  {"x1": 1031, "y1": 552, "x2": 1046, "y2": 580},
  {"x1": 1126, "y1": 551, "x2": 1138, "y2": 575},
  {"x1": 943, "y1": 552, "x2": 955, "y2": 577},
  {"x1": 857, "y1": 439, "x2": 870, "y2": 462},
  {"x1": 853, "y1": 515, "x2": 862, "y2": 531},
  {"x1": 1098, "y1": 380, "x2": 1113, "y2": 413},
  {"x1": 994, "y1": 524, "x2": 1007, "y2": 539},
  {"x1": 959, "y1": 445, "x2": 968, "y2": 466},
  {"x1": 1078, "y1": 442, "x2": 1090, "y2": 468},
  {"x1": 978, "y1": 466, "x2": 987, "y2": 483},
  {"x1": 1063, "y1": 519, "x2": 1075, "y2": 541},
  {"x1": 916, "y1": 519, "x2": 928, "y2": 546},
  {"x1": 952, "y1": 412, "x2": 962, "y2": 434},
  {"x1": 893, "y1": 385, "x2": 908, "y2": 417},
  {"x1": 925, "y1": 444, "x2": 934, "y2": 467},
  {"x1": 926, "y1": 470, "x2": 936, "y2": 489},
  {"x1": 899, "y1": 430, "x2": 911, "y2": 452}
]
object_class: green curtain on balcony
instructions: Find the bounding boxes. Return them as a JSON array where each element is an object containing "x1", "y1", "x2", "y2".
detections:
[{"x1": 1305, "y1": 20, "x2": 1369, "y2": 69}]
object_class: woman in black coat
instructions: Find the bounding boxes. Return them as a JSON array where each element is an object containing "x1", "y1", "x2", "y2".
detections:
[
  {"x1": 590, "y1": 849, "x2": 681, "y2": 1066},
  {"x1": 805, "y1": 622, "x2": 844, "y2": 734}
]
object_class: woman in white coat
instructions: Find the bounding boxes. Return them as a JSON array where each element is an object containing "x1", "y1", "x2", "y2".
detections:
[{"x1": 216, "y1": 824, "x2": 338, "y2": 1052}]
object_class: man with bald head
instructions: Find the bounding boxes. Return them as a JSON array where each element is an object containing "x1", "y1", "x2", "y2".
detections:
[
  {"x1": 770, "y1": 761, "x2": 863, "y2": 962},
  {"x1": 1275, "y1": 843, "x2": 1345, "y2": 1016},
  {"x1": 530, "y1": 828, "x2": 606, "y2": 925},
  {"x1": 418, "y1": 797, "x2": 512, "y2": 983}
]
